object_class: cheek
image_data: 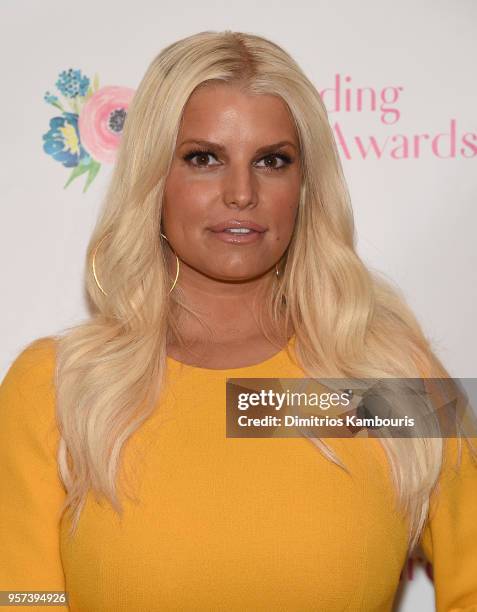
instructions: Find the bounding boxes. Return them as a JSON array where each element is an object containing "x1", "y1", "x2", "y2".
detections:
[
  {"x1": 163, "y1": 172, "x2": 215, "y2": 223},
  {"x1": 269, "y1": 188, "x2": 300, "y2": 238}
]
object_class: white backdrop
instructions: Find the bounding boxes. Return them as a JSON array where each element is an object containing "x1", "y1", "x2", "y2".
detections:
[{"x1": 1, "y1": 1, "x2": 476, "y2": 609}]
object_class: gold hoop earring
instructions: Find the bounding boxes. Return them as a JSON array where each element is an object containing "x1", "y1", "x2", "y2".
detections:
[
  {"x1": 91, "y1": 233, "x2": 180, "y2": 296},
  {"x1": 160, "y1": 232, "x2": 180, "y2": 293},
  {"x1": 91, "y1": 235, "x2": 109, "y2": 296}
]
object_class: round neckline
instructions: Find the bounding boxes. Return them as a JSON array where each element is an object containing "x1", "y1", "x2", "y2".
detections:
[{"x1": 166, "y1": 334, "x2": 295, "y2": 374}]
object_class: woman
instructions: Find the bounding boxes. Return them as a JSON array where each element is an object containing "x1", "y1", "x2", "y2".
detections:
[{"x1": 1, "y1": 30, "x2": 476, "y2": 611}]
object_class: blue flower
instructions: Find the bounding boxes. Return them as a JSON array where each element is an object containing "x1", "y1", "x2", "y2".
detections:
[
  {"x1": 42, "y1": 112, "x2": 90, "y2": 168},
  {"x1": 55, "y1": 69, "x2": 90, "y2": 99},
  {"x1": 44, "y1": 91, "x2": 59, "y2": 105}
]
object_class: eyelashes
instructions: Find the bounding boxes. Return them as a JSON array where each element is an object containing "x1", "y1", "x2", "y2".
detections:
[{"x1": 182, "y1": 148, "x2": 294, "y2": 172}]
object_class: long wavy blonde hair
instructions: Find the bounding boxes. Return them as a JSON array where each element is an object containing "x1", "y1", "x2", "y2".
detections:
[{"x1": 52, "y1": 30, "x2": 475, "y2": 552}]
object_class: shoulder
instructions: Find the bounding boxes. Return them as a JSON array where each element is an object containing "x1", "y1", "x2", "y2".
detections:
[
  {"x1": 2, "y1": 336, "x2": 57, "y2": 384},
  {"x1": 1, "y1": 337, "x2": 61, "y2": 462},
  {"x1": 1, "y1": 336, "x2": 58, "y2": 421},
  {"x1": 0, "y1": 337, "x2": 61, "y2": 472}
]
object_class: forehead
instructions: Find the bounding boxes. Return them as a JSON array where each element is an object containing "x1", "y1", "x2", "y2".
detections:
[{"x1": 177, "y1": 83, "x2": 298, "y2": 144}]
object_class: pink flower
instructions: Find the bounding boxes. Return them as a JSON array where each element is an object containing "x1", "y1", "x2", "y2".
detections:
[{"x1": 78, "y1": 85, "x2": 135, "y2": 164}]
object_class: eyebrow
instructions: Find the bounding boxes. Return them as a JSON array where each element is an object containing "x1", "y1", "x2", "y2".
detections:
[{"x1": 178, "y1": 139, "x2": 298, "y2": 155}]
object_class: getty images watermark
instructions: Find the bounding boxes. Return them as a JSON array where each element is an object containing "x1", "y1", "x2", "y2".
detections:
[{"x1": 225, "y1": 377, "x2": 477, "y2": 438}]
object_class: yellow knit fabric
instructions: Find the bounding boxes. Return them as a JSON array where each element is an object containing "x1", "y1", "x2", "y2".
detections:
[{"x1": 1, "y1": 337, "x2": 476, "y2": 611}]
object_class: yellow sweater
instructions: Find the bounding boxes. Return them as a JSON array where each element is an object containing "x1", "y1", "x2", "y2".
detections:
[{"x1": 1, "y1": 337, "x2": 477, "y2": 611}]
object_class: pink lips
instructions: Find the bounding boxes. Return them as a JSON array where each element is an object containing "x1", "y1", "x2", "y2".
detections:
[
  {"x1": 208, "y1": 219, "x2": 267, "y2": 233},
  {"x1": 209, "y1": 230, "x2": 266, "y2": 245},
  {"x1": 207, "y1": 219, "x2": 268, "y2": 245}
]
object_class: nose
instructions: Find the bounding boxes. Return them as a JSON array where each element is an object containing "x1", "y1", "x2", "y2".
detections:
[{"x1": 223, "y1": 163, "x2": 258, "y2": 210}]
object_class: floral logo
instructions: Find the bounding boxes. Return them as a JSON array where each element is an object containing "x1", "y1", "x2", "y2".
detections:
[{"x1": 43, "y1": 69, "x2": 135, "y2": 192}]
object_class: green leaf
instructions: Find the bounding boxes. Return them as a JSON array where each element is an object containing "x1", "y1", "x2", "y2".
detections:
[
  {"x1": 63, "y1": 163, "x2": 90, "y2": 189},
  {"x1": 93, "y1": 73, "x2": 100, "y2": 92},
  {"x1": 82, "y1": 160, "x2": 101, "y2": 193},
  {"x1": 51, "y1": 100, "x2": 66, "y2": 112}
]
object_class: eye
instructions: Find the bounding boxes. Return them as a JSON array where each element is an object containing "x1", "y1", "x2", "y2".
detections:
[
  {"x1": 182, "y1": 149, "x2": 294, "y2": 171},
  {"x1": 183, "y1": 149, "x2": 219, "y2": 168},
  {"x1": 255, "y1": 153, "x2": 293, "y2": 171}
]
